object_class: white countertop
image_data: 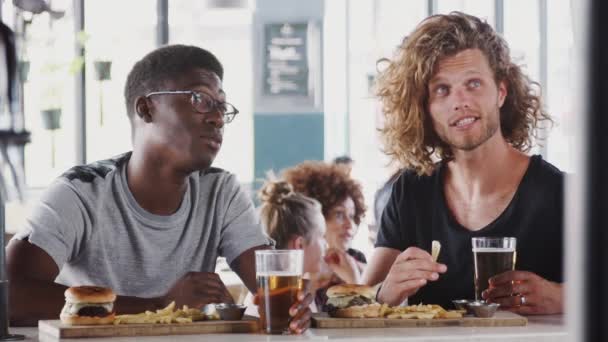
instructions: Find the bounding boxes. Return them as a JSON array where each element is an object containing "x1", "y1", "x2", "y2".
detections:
[{"x1": 10, "y1": 315, "x2": 567, "y2": 342}]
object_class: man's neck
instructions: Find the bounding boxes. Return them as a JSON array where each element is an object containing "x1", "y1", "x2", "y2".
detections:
[
  {"x1": 445, "y1": 134, "x2": 529, "y2": 202},
  {"x1": 126, "y1": 148, "x2": 190, "y2": 215}
]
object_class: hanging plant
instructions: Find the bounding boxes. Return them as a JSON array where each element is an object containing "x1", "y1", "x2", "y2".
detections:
[
  {"x1": 40, "y1": 108, "x2": 61, "y2": 168},
  {"x1": 93, "y1": 60, "x2": 112, "y2": 126},
  {"x1": 40, "y1": 108, "x2": 61, "y2": 130},
  {"x1": 93, "y1": 60, "x2": 112, "y2": 81},
  {"x1": 18, "y1": 60, "x2": 30, "y2": 83}
]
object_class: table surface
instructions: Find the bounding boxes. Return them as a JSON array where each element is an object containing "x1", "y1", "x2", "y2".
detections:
[{"x1": 9, "y1": 314, "x2": 568, "y2": 342}]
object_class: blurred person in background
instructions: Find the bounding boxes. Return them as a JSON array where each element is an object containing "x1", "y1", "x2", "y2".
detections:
[
  {"x1": 283, "y1": 161, "x2": 367, "y2": 310},
  {"x1": 367, "y1": 164, "x2": 403, "y2": 246},
  {"x1": 244, "y1": 179, "x2": 327, "y2": 314},
  {"x1": 363, "y1": 12, "x2": 564, "y2": 315},
  {"x1": 332, "y1": 155, "x2": 354, "y2": 174}
]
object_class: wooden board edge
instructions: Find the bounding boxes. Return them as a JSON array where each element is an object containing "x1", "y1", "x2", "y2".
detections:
[
  {"x1": 312, "y1": 313, "x2": 528, "y2": 329},
  {"x1": 37, "y1": 319, "x2": 259, "y2": 338}
]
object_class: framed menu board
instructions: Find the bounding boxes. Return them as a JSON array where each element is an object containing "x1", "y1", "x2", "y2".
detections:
[
  {"x1": 256, "y1": 20, "x2": 322, "y2": 112},
  {"x1": 263, "y1": 22, "x2": 309, "y2": 96}
]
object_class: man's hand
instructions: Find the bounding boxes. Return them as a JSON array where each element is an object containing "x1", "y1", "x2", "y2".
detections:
[
  {"x1": 324, "y1": 248, "x2": 361, "y2": 284},
  {"x1": 162, "y1": 272, "x2": 234, "y2": 309},
  {"x1": 288, "y1": 289, "x2": 313, "y2": 334},
  {"x1": 482, "y1": 270, "x2": 563, "y2": 315},
  {"x1": 376, "y1": 247, "x2": 447, "y2": 306}
]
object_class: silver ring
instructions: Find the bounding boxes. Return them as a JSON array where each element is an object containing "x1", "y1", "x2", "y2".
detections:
[{"x1": 520, "y1": 295, "x2": 527, "y2": 306}]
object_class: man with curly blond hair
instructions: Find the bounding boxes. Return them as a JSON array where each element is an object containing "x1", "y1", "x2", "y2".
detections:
[
  {"x1": 282, "y1": 161, "x2": 367, "y2": 309},
  {"x1": 363, "y1": 12, "x2": 564, "y2": 315}
]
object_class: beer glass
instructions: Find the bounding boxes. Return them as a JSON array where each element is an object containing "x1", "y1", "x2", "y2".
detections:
[
  {"x1": 472, "y1": 237, "x2": 517, "y2": 301},
  {"x1": 255, "y1": 250, "x2": 303, "y2": 334}
]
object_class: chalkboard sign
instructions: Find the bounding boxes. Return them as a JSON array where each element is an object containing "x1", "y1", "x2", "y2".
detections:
[{"x1": 263, "y1": 23, "x2": 309, "y2": 96}]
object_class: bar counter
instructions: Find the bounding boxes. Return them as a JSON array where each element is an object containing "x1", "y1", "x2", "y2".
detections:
[{"x1": 11, "y1": 315, "x2": 567, "y2": 341}]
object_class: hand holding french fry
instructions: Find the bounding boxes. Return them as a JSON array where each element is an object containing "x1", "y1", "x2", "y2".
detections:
[{"x1": 377, "y1": 246, "x2": 447, "y2": 306}]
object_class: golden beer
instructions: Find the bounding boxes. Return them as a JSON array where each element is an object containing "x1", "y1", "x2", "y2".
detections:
[{"x1": 257, "y1": 273, "x2": 302, "y2": 334}]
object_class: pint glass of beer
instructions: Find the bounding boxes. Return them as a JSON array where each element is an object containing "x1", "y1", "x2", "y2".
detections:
[
  {"x1": 472, "y1": 237, "x2": 517, "y2": 301},
  {"x1": 255, "y1": 250, "x2": 303, "y2": 334}
]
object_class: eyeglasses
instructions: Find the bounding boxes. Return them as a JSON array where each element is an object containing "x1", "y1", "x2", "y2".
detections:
[{"x1": 145, "y1": 90, "x2": 239, "y2": 123}]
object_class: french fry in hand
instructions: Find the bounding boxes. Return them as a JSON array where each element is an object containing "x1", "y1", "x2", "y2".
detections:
[{"x1": 431, "y1": 240, "x2": 441, "y2": 262}]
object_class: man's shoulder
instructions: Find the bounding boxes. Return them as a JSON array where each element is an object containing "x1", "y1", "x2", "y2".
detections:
[
  {"x1": 395, "y1": 165, "x2": 441, "y2": 188},
  {"x1": 198, "y1": 166, "x2": 233, "y2": 183},
  {"x1": 530, "y1": 155, "x2": 564, "y2": 185},
  {"x1": 60, "y1": 152, "x2": 130, "y2": 184}
]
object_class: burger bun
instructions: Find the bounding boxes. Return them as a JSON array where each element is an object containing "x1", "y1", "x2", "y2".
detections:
[{"x1": 64, "y1": 286, "x2": 116, "y2": 304}]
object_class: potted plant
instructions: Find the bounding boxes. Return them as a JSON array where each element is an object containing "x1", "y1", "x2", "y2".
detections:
[
  {"x1": 18, "y1": 60, "x2": 30, "y2": 83},
  {"x1": 40, "y1": 70, "x2": 64, "y2": 168},
  {"x1": 94, "y1": 60, "x2": 112, "y2": 81},
  {"x1": 86, "y1": 33, "x2": 113, "y2": 126}
]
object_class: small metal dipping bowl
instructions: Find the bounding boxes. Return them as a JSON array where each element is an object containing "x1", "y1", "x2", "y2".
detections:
[
  {"x1": 466, "y1": 301, "x2": 500, "y2": 318},
  {"x1": 215, "y1": 304, "x2": 246, "y2": 320},
  {"x1": 452, "y1": 299, "x2": 475, "y2": 314}
]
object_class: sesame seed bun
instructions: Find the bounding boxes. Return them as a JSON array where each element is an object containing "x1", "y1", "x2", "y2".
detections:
[{"x1": 64, "y1": 286, "x2": 116, "y2": 304}]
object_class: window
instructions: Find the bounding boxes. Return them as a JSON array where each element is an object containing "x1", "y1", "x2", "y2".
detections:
[
  {"x1": 84, "y1": 0, "x2": 155, "y2": 163},
  {"x1": 546, "y1": 0, "x2": 576, "y2": 172},
  {"x1": 437, "y1": 0, "x2": 495, "y2": 26},
  {"x1": 169, "y1": 4, "x2": 254, "y2": 183},
  {"x1": 20, "y1": 1, "x2": 77, "y2": 187}
]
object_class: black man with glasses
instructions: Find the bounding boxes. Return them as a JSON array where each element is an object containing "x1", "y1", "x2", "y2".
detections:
[{"x1": 6, "y1": 44, "x2": 314, "y2": 333}]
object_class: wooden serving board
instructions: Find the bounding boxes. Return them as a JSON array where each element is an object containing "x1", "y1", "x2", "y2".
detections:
[
  {"x1": 38, "y1": 316, "x2": 259, "y2": 338},
  {"x1": 313, "y1": 311, "x2": 527, "y2": 328}
]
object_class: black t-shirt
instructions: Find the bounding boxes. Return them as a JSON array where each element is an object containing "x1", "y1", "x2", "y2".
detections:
[{"x1": 376, "y1": 155, "x2": 564, "y2": 309}]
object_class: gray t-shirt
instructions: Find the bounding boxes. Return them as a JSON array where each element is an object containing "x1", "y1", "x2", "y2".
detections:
[{"x1": 14, "y1": 152, "x2": 271, "y2": 298}]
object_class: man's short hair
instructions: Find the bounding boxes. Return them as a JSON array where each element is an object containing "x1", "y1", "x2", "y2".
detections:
[
  {"x1": 124, "y1": 44, "x2": 224, "y2": 118},
  {"x1": 376, "y1": 12, "x2": 552, "y2": 175}
]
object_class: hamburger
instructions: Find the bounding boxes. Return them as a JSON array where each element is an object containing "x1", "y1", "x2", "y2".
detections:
[
  {"x1": 60, "y1": 286, "x2": 116, "y2": 325},
  {"x1": 324, "y1": 284, "x2": 381, "y2": 318}
]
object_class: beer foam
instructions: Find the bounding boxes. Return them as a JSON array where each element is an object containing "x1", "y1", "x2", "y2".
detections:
[
  {"x1": 472, "y1": 247, "x2": 516, "y2": 252},
  {"x1": 256, "y1": 271, "x2": 302, "y2": 277}
]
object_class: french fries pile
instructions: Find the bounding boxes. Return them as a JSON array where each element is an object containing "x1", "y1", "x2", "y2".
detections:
[
  {"x1": 114, "y1": 301, "x2": 218, "y2": 324},
  {"x1": 384, "y1": 303, "x2": 464, "y2": 320}
]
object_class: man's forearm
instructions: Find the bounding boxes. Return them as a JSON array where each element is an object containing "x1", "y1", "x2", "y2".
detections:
[
  {"x1": 114, "y1": 294, "x2": 164, "y2": 315},
  {"x1": 231, "y1": 245, "x2": 272, "y2": 294},
  {"x1": 9, "y1": 275, "x2": 67, "y2": 326}
]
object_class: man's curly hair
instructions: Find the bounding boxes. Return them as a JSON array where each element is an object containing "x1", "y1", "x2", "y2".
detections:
[
  {"x1": 376, "y1": 12, "x2": 552, "y2": 175},
  {"x1": 282, "y1": 161, "x2": 366, "y2": 225}
]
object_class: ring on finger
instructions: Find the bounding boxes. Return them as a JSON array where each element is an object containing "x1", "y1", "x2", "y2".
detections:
[{"x1": 520, "y1": 295, "x2": 527, "y2": 306}]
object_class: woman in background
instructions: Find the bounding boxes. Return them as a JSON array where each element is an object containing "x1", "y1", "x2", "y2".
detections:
[
  {"x1": 245, "y1": 179, "x2": 326, "y2": 314},
  {"x1": 283, "y1": 161, "x2": 367, "y2": 310}
]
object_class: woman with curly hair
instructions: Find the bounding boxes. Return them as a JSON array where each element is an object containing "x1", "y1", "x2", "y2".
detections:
[
  {"x1": 282, "y1": 161, "x2": 367, "y2": 309},
  {"x1": 363, "y1": 12, "x2": 564, "y2": 315}
]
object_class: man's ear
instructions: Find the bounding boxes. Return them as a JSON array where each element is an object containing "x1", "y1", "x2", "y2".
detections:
[
  {"x1": 134, "y1": 96, "x2": 152, "y2": 123},
  {"x1": 497, "y1": 80, "x2": 508, "y2": 108}
]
